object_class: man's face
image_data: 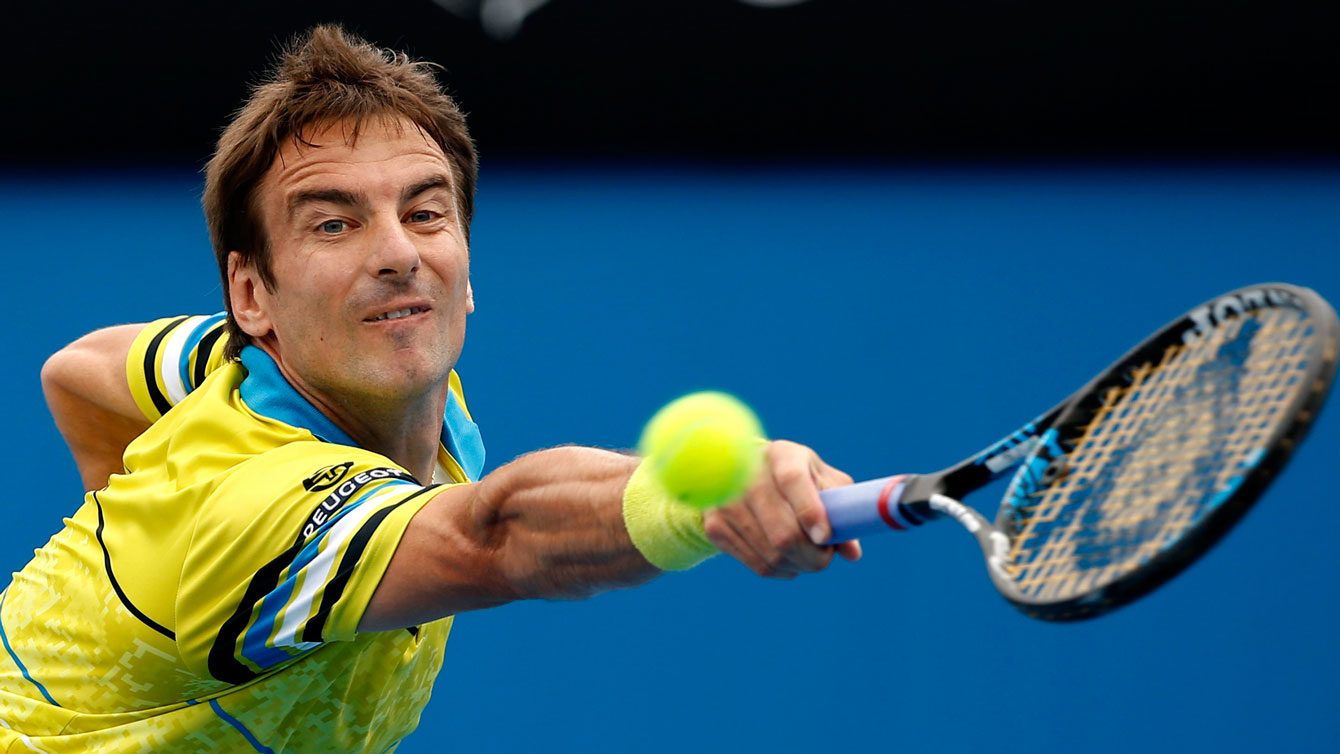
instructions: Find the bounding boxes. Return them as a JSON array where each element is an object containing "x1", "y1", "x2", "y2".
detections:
[{"x1": 234, "y1": 116, "x2": 473, "y2": 408}]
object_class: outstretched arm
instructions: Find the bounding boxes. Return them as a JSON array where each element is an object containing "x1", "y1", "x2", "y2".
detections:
[
  {"x1": 41, "y1": 324, "x2": 150, "y2": 490},
  {"x1": 359, "y1": 441, "x2": 860, "y2": 632}
]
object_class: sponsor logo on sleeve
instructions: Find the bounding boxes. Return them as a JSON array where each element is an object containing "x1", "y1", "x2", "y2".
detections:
[
  {"x1": 299, "y1": 467, "x2": 418, "y2": 541},
  {"x1": 302, "y1": 462, "x2": 354, "y2": 492}
]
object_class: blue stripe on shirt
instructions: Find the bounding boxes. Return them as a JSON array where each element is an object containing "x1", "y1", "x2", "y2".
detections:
[
  {"x1": 0, "y1": 590, "x2": 59, "y2": 707},
  {"x1": 176, "y1": 313, "x2": 226, "y2": 392},
  {"x1": 209, "y1": 699, "x2": 276, "y2": 754},
  {"x1": 239, "y1": 480, "x2": 415, "y2": 669}
]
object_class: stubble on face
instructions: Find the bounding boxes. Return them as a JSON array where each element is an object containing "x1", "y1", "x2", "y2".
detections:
[{"x1": 241, "y1": 116, "x2": 474, "y2": 431}]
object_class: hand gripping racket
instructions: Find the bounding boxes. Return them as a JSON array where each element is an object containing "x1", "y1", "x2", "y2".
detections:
[{"x1": 820, "y1": 283, "x2": 1338, "y2": 621}]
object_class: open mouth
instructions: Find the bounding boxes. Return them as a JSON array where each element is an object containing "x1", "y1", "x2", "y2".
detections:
[{"x1": 366, "y1": 306, "x2": 429, "y2": 322}]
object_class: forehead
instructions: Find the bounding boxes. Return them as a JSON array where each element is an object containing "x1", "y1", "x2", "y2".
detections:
[{"x1": 261, "y1": 116, "x2": 454, "y2": 203}]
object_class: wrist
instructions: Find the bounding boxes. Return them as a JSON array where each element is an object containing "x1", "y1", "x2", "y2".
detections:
[{"x1": 622, "y1": 460, "x2": 718, "y2": 571}]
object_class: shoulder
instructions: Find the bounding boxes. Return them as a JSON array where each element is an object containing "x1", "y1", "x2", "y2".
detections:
[
  {"x1": 175, "y1": 443, "x2": 444, "y2": 680},
  {"x1": 127, "y1": 313, "x2": 230, "y2": 421},
  {"x1": 197, "y1": 440, "x2": 424, "y2": 527},
  {"x1": 214, "y1": 443, "x2": 424, "y2": 519}
]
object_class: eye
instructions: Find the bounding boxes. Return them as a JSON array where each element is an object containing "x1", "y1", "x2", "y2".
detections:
[
  {"x1": 408, "y1": 210, "x2": 437, "y2": 223},
  {"x1": 319, "y1": 219, "x2": 346, "y2": 234}
]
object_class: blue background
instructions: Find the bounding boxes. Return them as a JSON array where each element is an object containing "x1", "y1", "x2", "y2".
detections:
[{"x1": 2, "y1": 164, "x2": 1338, "y2": 752}]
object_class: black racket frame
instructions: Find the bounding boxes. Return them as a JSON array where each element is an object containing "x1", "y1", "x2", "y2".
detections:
[{"x1": 897, "y1": 283, "x2": 1338, "y2": 621}]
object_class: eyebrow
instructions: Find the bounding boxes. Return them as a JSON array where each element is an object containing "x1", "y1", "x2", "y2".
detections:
[
  {"x1": 401, "y1": 174, "x2": 453, "y2": 205},
  {"x1": 286, "y1": 174, "x2": 454, "y2": 217},
  {"x1": 288, "y1": 187, "x2": 365, "y2": 217}
]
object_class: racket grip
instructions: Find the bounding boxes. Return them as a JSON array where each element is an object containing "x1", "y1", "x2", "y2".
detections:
[{"x1": 820, "y1": 475, "x2": 916, "y2": 543}]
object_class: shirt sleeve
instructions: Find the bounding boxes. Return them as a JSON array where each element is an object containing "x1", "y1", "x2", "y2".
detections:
[
  {"x1": 126, "y1": 313, "x2": 231, "y2": 422},
  {"x1": 174, "y1": 443, "x2": 450, "y2": 684}
]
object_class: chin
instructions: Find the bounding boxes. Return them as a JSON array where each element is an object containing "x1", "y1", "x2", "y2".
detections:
[{"x1": 378, "y1": 351, "x2": 453, "y2": 390}]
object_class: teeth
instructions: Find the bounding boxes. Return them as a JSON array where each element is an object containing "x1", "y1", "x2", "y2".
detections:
[{"x1": 371, "y1": 307, "x2": 425, "y2": 322}]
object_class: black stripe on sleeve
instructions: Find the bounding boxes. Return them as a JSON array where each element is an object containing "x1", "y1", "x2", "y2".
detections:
[
  {"x1": 141, "y1": 316, "x2": 191, "y2": 417},
  {"x1": 301, "y1": 485, "x2": 441, "y2": 643},
  {"x1": 92, "y1": 492, "x2": 175, "y2": 641},
  {"x1": 206, "y1": 483, "x2": 439, "y2": 683},
  {"x1": 192, "y1": 322, "x2": 228, "y2": 388},
  {"x1": 207, "y1": 537, "x2": 308, "y2": 684}
]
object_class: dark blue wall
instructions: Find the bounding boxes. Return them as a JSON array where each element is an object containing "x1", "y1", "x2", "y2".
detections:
[{"x1": 3, "y1": 165, "x2": 1338, "y2": 752}]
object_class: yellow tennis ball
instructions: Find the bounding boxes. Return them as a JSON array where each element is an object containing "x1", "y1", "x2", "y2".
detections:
[{"x1": 638, "y1": 391, "x2": 766, "y2": 510}]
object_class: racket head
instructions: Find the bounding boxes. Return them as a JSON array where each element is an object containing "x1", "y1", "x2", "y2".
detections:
[{"x1": 989, "y1": 283, "x2": 1338, "y2": 620}]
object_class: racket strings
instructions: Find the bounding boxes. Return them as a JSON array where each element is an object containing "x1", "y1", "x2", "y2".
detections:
[{"x1": 1004, "y1": 307, "x2": 1315, "y2": 601}]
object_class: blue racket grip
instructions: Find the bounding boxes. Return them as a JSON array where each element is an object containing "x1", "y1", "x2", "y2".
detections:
[{"x1": 820, "y1": 475, "x2": 916, "y2": 543}]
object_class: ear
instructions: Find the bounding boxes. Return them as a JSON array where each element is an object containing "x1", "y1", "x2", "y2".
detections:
[
  {"x1": 465, "y1": 279, "x2": 475, "y2": 314},
  {"x1": 228, "y1": 252, "x2": 275, "y2": 339}
]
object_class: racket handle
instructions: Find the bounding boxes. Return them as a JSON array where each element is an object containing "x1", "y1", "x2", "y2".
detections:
[{"x1": 820, "y1": 474, "x2": 925, "y2": 543}]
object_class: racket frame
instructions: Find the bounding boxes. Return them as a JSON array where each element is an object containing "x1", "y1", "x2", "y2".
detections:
[{"x1": 823, "y1": 283, "x2": 1339, "y2": 621}]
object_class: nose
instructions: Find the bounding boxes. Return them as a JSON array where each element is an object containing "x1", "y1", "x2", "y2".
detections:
[{"x1": 367, "y1": 217, "x2": 421, "y2": 278}]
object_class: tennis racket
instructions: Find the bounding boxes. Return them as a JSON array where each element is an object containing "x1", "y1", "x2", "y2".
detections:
[{"x1": 819, "y1": 282, "x2": 1338, "y2": 621}]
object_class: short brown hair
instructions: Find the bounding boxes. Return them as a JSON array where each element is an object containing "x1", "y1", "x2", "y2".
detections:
[{"x1": 202, "y1": 24, "x2": 478, "y2": 360}]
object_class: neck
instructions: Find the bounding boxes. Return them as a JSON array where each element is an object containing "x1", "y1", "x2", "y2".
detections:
[
  {"x1": 324, "y1": 391, "x2": 445, "y2": 483},
  {"x1": 256, "y1": 343, "x2": 446, "y2": 482}
]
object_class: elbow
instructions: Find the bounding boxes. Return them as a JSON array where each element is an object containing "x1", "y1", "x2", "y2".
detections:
[
  {"x1": 40, "y1": 345, "x2": 79, "y2": 406},
  {"x1": 463, "y1": 476, "x2": 544, "y2": 600},
  {"x1": 466, "y1": 449, "x2": 650, "y2": 602},
  {"x1": 361, "y1": 486, "x2": 521, "y2": 632},
  {"x1": 40, "y1": 331, "x2": 103, "y2": 399}
]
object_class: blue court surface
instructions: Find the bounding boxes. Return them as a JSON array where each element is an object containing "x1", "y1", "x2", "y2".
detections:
[{"x1": 3, "y1": 163, "x2": 1338, "y2": 753}]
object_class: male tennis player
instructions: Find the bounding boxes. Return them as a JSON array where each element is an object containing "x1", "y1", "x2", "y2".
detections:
[{"x1": 0, "y1": 24, "x2": 858, "y2": 753}]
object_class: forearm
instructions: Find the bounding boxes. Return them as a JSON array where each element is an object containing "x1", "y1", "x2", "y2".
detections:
[
  {"x1": 474, "y1": 446, "x2": 660, "y2": 600},
  {"x1": 361, "y1": 445, "x2": 713, "y2": 632},
  {"x1": 44, "y1": 380, "x2": 150, "y2": 490}
]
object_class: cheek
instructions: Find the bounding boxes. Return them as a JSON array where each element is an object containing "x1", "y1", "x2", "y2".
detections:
[
  {"x1": 272, "y1": 272, "x2": 347, "y2": 336},
  {"x1": 425, "y1": 256, "x2": 470, "y2": 304},
  {"x1": 446, "y1": 254, "x2": 471, "y2": 293}
]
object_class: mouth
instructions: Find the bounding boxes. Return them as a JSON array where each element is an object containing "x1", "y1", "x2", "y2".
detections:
[{"x1": 365, "y1": 305, "x2": 431, "y2": 323}]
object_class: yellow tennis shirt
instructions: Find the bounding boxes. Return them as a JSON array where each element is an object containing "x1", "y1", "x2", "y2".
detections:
[{"x1": 0, "y1": 315, "x2": 486, "y2": 753}]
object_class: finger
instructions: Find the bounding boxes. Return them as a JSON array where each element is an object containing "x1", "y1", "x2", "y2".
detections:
[
  {"x1": 702, "y1": 507, "x2": 797, "y2": 579},
  {"x1": 836, "y1": 539, "x2": 862, "y2": 562},
  {"x1": 766, "y1": 442, "x2": 832, "y2": 547},
  {"x1": 818, "y1": 470, "x2": 863, "y2": 559},
  {"x1": 746, "y1": 484, "x2": 833, "y2": 573},
  {"x1": 727, "y1": 491, "x2": 793, "y2": 572},
  {"x1": 701, "y1": 508, "x2": 764, "y2": 573},
  {"x1": 751, "y1": 444, "x2": 834, "y2": 572},
  {"x1": 814, "y1": 460, "x2": 855, "y2": 490},
  {"x1": 810, "y1": 456, "x2": 855, "y2": 545}
]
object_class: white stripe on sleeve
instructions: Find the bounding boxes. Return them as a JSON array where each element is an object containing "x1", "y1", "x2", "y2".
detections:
[
  {"x1": 159, "y1": 315, "x2": 206, "y2": 405},
  {"x1": 272, "y1": 484, "x2": 412, "y2": 649}
]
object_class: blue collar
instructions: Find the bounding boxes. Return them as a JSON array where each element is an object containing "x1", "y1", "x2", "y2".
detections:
[{"x1": 238, "y1": 346, "x2": 485, "y2": 481}]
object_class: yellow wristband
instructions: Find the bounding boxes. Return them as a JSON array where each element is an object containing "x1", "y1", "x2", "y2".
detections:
[{"x1": 622, "y1": 460, "x2": 719, "y2": 571}]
